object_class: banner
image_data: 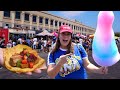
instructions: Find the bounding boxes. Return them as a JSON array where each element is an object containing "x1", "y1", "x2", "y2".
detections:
[{"x1": 0, "y1": 28, "x2": 9, "y2": 46}]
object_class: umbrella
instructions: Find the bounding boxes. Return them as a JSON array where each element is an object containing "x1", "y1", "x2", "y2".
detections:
[
  {"x1": 52, "y1": 32, "x2": 58, "y2": 37},
  {"x1": 76, "y1": 33, "x2": 81, "y2": 37},
  {"x1": 80, "y1": 34, "x2": 86, "y2": 38}
]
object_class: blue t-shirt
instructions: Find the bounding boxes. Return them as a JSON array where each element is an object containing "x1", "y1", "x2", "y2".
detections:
[{"x1": 47, "y1": 44, "x2": 88, "y2": 79}]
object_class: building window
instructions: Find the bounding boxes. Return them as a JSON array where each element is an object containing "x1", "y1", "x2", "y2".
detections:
[
  {"x1": 5, "y1": 24, "x2": 9, "y2": 28},
  {"x1": 4, "y1": 11, "x2": 10, "y2": 17},
  {"x1": 76, "y1": 26, "x2": 78, "y2": 30},
  {"x1": 26, "y1": 26, "x2": 29, "y2": 29},
  {"x1": 55, "y1": 21, "x2": 57, "y2": 26},
  {"x1": 59, "y1": 22, "x2": 61, "y2": 26},
  {"x1": 45, "y1": 18, "x2": 48, "y2": 24},
  {"x1": 33, "y1": 15, "x2": 36, "y2": 22},
  {"x1": 50, "y1": 29, "x2": 53, "y2": 33},
  {"x1": 39, "y1": 17, "x2": 43, "y2": 23},
  {"x1": 80, "y1": 27, "x2": 81, "y2": 30},
  {"x1": 82, "y1": 27, "x2": 84, "y2": 31},
  {"x1": 15, "y1": 11, "x2": 21, "y2": 19},
  {"x1": 24, "y1": 13, "x2": 29, "y2": 21},
  {"x1": 4, "y1": 23, "x2": 11, "y2": 28},
  {"x1": 15, "y1": 24, "x2": 21, "y2": 28},
  {"x1": 72, "y1": 25, "x2": 73, "y2": 29},
  {"x1": 17, "y1": 25, "x2": 20, "y2": 27},
  {"x1": 74, "y1": 26, "x2": 75, "y2": 30},
  {"x1": 50, "y1": 20, "x2": 53, "y2": 25},
  {"x1": 6, "y1": 24, "x2": 9, "y2": 26},
  {"x1": 46, "y1": 28, "x2": 48, "y2": 31},
  {"x1": 32, "y1": 27, "x2": 36, "y2": 30},
  {"x1": 40, "y1": 28, "x2": 42, "y2": 31}
]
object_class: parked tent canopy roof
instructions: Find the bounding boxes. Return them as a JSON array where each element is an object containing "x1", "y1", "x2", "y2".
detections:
[{"x1": 36, "y1": 30, "x2": 53, "y2": 36}]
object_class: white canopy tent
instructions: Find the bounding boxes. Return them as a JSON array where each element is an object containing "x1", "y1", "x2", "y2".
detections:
[{"x1": 36, "y1": 30, "x2": 53, "y2": 36}]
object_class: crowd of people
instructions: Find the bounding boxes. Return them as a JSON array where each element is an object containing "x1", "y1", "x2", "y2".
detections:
[
  {"x1": 1, "y1": 31, "x2": 119, "y2": 56},
  {"x1": 4, "y1": 36, "x2": 92, "y2": 56},
  {"x1": 0, "y1": 36, "x2": 56, "y2": 53},
  {"x1": 73, "y1": 36, "x2": 92, "y2": 54}
]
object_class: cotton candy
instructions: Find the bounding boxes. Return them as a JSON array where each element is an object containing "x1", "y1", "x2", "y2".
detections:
[{"x1": 92, "y1": 11, "x2": 120, "y2": 66}]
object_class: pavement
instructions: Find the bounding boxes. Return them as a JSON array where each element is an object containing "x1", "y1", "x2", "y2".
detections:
[{"x1": 0, "y1": 43, "x2": 120, "y2": 79}]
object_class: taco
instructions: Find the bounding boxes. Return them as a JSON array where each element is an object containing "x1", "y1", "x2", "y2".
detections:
[{"x1": 3, "y1": 44, "x2": 45, "y2": 73}]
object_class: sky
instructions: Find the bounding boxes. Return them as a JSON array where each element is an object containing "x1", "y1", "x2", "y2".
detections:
[{"x1": 48, "y1": 11, "x2": 120, "y2": 33}]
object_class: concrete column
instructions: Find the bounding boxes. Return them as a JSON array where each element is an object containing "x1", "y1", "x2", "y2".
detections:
[
  {"x1": 21, "y1": 11, "x2": 25, "y2": 26},
  {"x1": 57, "y1": 21, "x2": 59, "y2": 29},
  {"x1": 82, "y1": 27, "x2": 84, "y2": 35},
  {"x1": 43, "y1": 17, "x2": 45, "y2": 29},
  {"x1": 53, "y1": 19, "x2": 55, "y2": 31},
  {"x1": 80, "y1": 28, "x2": 82, "y2": 34},
  {"x1": 0, "y1": 11, "x2": 3, "y2": 27},
  {"x1": 11, "y1": 11, "x2": 15, "y2": 28},
  {"x1": 30, "y1": 14, "x2": 33, "y2": 30},
  {"x1": 48, "y1": 18, "x2": 50, "y2": 30},
  {"x1": 37, "y1": 16, "x2": 39, "y2": 30},
  {"x1": 73, "y1": 25, "x2": 75, "y2": 34}
]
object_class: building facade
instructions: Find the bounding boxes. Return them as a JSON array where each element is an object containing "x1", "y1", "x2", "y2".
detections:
[{"x1": 0, "y1": 11, "x2": 95, "y2": 36}]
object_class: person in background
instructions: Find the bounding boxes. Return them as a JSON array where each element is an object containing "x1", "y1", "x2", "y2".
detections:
[
  {"x1": 79, "y1": 37, "x2": 83, "y2": 45},
  {"x1": 6, "y1": 41, "x2": 12, "y2": 48},
  {"x1": 83, "y1": 38, "x2": 90, "y2": 54},
  {"x1": 37, "y1": 39, "x2": 42, "y2": 53},
  {"x1": 33, "y1": 37, "x2": 38, "y2": 49},
  {"x1": 18, "y1": 37, "x2": 22, "y2": 44},
  {"x1": 43, "y1": 39, "x2": 47, "y2": 52},
  {"x1": 26, "y1": 37, "x2": 31, "y2": 46},
  {"x1": 12, "y1": 40, "x2": 17, "y2": 47}
]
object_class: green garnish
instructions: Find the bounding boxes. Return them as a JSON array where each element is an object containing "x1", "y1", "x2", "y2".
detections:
[
  {"x1": 26, "y1": 53, "x2": 30, "y2": 57},
  {"x1": 16, "y1": 60, "x2": 21, "y2": 67}
]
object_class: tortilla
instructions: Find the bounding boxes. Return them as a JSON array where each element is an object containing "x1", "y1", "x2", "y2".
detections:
[{"x1": 3, "y1": 44, "x2": 45, "y2": 73}]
